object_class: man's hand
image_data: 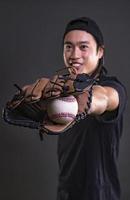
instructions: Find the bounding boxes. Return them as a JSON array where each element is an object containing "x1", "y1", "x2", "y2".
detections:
[{"x1": 43, "y1": 73, "x2": 77, "y2": 99}]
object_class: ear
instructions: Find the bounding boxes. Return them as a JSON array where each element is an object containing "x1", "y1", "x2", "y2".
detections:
[{"x1": 98, "y1": 46, "x2": 104, "y2": 59}]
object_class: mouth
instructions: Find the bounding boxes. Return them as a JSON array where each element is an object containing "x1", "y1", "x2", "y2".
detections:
[{"x1": 69, "y1": 61, "x2": 83, "y2": 71}]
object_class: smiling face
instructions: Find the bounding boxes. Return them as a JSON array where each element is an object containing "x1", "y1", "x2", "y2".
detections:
[{"x1": 63, "y1": 30, "x2": 104, "y2": 75}]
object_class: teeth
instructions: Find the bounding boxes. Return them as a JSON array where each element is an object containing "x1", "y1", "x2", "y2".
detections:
[{"x1": 71, "y1": 63, "x2": 81, "y2": 67}]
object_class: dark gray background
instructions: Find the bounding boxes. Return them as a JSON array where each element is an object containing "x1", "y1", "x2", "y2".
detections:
[{"x1": 0, "y1": 1, "x2": 130, "y2": 200}]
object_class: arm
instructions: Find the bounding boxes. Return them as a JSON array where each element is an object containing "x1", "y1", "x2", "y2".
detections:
[{"x1": 89, "y1": 85, "x2": 119, "y2": 115}]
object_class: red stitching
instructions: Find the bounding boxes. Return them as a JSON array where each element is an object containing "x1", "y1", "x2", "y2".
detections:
[
  {"x1": 50, "y1": 112, "x2": 76, "y2": 119},
  {"x1": 59, "y1": 96, "x2": 76, "y2": 102}
]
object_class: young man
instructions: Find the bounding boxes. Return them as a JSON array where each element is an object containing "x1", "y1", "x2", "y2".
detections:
[
  {"x1": 56, "y1": 17, "x2": 127, "y2": 200},
  {"x1": 3, "y1": 17, "x2": 127, "y2": 200}
]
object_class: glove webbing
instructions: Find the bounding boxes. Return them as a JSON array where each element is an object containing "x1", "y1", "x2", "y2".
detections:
[
  {"x1": 49, "y1": 74, "x2": 76, "y2": 96},
  {"x1": 75, "y1": 83, "x2": 94, "y2": 122}
]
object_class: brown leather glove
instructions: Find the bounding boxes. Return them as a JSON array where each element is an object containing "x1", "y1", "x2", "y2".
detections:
[
  {"x1": 3, "y1": 67, "x2": 95, "y2": 137},
  {"x1": 22, "y1": 78, "x2": 49, "y2": 101},
  {"x1": 43, "y1": 74, "x2": 77, "y2": 99}
]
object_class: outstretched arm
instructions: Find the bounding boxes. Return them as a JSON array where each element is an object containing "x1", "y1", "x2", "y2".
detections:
[{"x1": 89, "y1": 85, "x2": 119, "y2": 115}]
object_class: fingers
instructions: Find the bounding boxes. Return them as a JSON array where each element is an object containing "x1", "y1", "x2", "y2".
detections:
[
  {"x1": 43, "y1": 89, "x2": 61, "y2": 99},
  {"x1": 21, "y1": 78, "x2": 49, "y2": 101},
  {"x1": 67, "y1": 67, "x2": 78, "y2": 76},
  {"x1": 43, "y1": 83, "x2": 63, "y2": 99},
  {"x1": 43, "y1": 75, "x2": 66, "y2": 99},
  {"x1": 42, "y1": 72, "x2": 78, "y2": 99},
  {"x1": 31, "y1": 78, "x2": 49, "y2": 99}
]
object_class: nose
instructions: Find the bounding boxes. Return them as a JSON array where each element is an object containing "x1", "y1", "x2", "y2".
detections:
[{"x1": 70, "y1": 47, "x2": 81, "y2": 59}]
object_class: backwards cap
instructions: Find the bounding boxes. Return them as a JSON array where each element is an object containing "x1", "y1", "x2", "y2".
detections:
[{"x1": 63, "y1": 17, "x2": 104, "y2": 46}]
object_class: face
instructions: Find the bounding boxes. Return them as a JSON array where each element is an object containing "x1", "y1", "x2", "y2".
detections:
[{"x1": 63, "y1": 30, "x2": 104, "y2": 75}]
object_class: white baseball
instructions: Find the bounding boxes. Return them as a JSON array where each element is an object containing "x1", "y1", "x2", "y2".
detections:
[{"x1": 47, "y1": 95, "x2": 78, "y2": 124}]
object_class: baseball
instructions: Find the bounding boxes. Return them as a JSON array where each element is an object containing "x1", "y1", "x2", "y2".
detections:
[{"x1": 47, "y1": 95, "x2": 78, "y2": 124}]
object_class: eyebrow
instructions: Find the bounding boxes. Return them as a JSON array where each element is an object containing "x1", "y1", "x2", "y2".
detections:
[{"x1": 64, "y1": 41, "x2": 90, "y2": 45}]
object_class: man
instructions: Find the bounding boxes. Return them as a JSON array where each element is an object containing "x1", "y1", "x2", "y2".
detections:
[
  {"x1": 56, "y1": 17, "x2": 127, "y2": 200},
  {"x1": 3, "y1": 17, "x2": 127, "y2": 200}
]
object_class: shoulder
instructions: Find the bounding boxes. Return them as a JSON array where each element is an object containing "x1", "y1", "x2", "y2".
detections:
[
  {"x1": 99, "y1": 74, "x2": 119, "y2": 83},
  {"x1": 98, "y1": 74, "x2": 127, "y2": 99}
]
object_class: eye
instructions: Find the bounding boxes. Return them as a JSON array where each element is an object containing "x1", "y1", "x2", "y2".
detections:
[
  {"x1": 80, "y1": 44, "x2": 88, "y2": 51},
  {"x1": 64, "y1": 44, "x2": 73, "y2": 51}
]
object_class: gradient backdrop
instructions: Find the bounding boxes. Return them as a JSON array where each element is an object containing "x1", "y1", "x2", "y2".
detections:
[{"x1": 0, "y1": 1, "x2": 130, "y2": 200}]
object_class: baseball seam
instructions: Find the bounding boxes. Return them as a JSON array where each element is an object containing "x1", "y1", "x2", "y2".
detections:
[
  {"x1": 50, "y1": 112, "x2": 76, "y2": 120},
  {"x1": 59, "y1": 96, "x2": 76, "y2": 102}
]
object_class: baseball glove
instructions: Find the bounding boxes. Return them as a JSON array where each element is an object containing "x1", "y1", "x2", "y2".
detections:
[{"x1": 2, "y1": 67, "x2": 98, "y2": 139}]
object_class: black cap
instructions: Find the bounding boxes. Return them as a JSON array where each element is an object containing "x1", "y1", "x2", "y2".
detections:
[{"x1": 63, "y1": 17, "x2": 104, "y2": 46}]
